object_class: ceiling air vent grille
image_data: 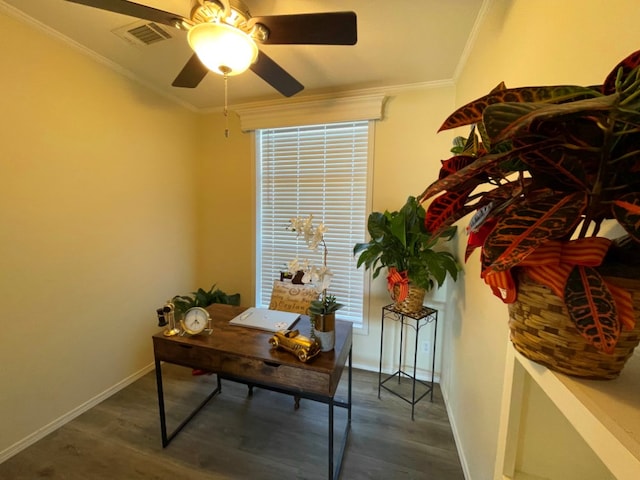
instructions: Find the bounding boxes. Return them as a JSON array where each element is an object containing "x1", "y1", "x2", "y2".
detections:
[{"x1": 112, "y1": 21, "x2": 172, "y2": 46}]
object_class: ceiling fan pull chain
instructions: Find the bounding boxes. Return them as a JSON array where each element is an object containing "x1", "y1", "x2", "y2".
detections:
[{"x1": 223, "y1": 69, "x2": 230, "y2": 138}]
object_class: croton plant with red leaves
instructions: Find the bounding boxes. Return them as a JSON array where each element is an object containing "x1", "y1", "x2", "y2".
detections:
[{"x1": 418, "y1": 50, "x2": 640, "y2": 354}]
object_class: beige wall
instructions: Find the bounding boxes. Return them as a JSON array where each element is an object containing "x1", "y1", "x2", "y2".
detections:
[
  {"x1": 0, "y1": 10, "x2": 198, "y2": 456},
  {"x1": 194, "y1": 112, "x2": 255, "y2": 305},
  {"x1": 444, "y1": 0, "x2": 640, "y2": 478}
]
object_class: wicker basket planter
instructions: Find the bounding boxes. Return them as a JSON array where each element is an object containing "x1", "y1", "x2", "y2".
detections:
[
  {"x1": 508, "y1": 271, "x2": 640, "y2": 379},
  {"x1": 392, "y1": 283, "x2": 427, "y2": 315}
]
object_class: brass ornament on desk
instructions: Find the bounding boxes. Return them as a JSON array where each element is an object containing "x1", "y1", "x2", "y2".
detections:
[
  {"x1": 161, "y1": 301, "x2": 180, "y2": 337},
  {"x1": 269, "y1": 329, "x2": 320, "y2": 363}
]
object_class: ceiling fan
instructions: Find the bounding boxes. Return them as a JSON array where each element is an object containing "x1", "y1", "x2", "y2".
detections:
[{"x1": 65, "y1": 0, "x2": 358, "y2": 97}]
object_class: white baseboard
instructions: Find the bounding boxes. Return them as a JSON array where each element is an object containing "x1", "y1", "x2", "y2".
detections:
[
  {"x1": 0, "y1": 363, "x2": 155, "y2": 464},
  {"x1": 441, "y1": 383, "x2": 471, "y2": 480}
]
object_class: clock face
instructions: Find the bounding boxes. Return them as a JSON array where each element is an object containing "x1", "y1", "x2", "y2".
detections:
[{"x1": 181, "y1": 307, "x2": 210, "y2": 335}]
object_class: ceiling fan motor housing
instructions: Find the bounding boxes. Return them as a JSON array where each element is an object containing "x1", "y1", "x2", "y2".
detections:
[{"x1": 192, "y1": 0, "x2": 269, "y2": 43}]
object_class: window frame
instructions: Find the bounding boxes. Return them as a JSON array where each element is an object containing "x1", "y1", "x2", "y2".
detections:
[{"x1": 255, "y1": 121, "x2": 374, "y2": 332}]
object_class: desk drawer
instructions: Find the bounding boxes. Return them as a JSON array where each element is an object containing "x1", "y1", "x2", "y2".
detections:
[
  {"x1": 154, "y1": 339, "x2": 224, "y2": 370},
  {"x1": 220, "y1": 356, "x2": 333, "y2": 397},
  {"x1": 154, "y1": 339, "x2": 333, "y2": 397}
]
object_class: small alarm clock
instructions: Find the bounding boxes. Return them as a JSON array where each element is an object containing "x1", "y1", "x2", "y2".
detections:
[{"x1": 180, "y1": 307, "x2": 212, "y2": 335}]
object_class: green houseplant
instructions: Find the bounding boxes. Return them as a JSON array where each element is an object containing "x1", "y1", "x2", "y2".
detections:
[
  {"x1": 172, "y1": 284, "x2": 240, "y2": 316},
  {"x1": 418, "y1": 49, "x2": 640, "y2": 378},
  {"x1": 353, "y1": 196, "x2": 459, "y2": 313}
]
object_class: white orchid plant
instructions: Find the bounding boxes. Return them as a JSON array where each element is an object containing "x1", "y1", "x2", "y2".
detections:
[{"x1": 287, "y1": 215, "x2": 344, "y2": 315}]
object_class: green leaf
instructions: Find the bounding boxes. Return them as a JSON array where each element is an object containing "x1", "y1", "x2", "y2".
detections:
[
  {"x1": 389, "y1": 213, "x2": 407, "y2": 247},
  {"x1": 171, "y1": 284, "x2": 241, "y2": 314}
]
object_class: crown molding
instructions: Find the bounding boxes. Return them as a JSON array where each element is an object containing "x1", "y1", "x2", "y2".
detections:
[
  {"x1": 227, "y1": 79, "x2": 456, "y2": 129},
  {"x1": 452, "y1": 0, "x2": 494, "y2": 82},
  {"x1": 0, "y1": 1, "x2": 198, "y2": 112}
]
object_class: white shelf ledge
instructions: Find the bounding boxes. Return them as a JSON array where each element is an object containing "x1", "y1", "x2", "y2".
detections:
[{"x1": 512, "y1": 349, "x2": 640, "y2": 479}]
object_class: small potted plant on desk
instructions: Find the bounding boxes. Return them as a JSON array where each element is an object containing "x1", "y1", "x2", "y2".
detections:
[
  {"x1": 353, "y1": 196, "x2": 459, "y2": 314},
  {"x1": 308, "y1": 293, "x2": 344, "y2": 352},
  {"x1": 418, "y1": 49, "x2": 640, "y2": 379}
]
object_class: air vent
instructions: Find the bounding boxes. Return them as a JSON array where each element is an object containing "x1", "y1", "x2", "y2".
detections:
[{"x1": 112, "y1": 21, "x2": 172, "y2": 46}]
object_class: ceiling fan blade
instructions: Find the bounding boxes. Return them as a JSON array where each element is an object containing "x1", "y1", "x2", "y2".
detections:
[
  {"x1": 65, "y1": 0, "x2": 185, "y2": 28},
  {"x1": 250, "y1": 51, "x2": 304, "y2": 97},
  {"x1": 253, "y1": 12, "x2": 357, "y2": 45},
  {"x1": 172, "y1": 54, "x2": 209, "y2": 88}
]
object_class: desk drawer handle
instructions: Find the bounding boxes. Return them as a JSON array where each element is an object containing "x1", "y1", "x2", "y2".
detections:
[
  {"x1": 179, "y1": 344, "x2": 193, "y2": 349},
  {"x1": 263, "y1": 361, "x2": 280, "y2": 368}
]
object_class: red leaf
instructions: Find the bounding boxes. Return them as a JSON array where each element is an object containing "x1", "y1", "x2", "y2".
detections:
[
  {"x1": 483, "y1": 191, "x2": 587, "y2": 272},
  {"x1": 613, "y1": 193, "x2": 640, "y2": 243},
  {"x1": 439, "y1": 85, "x2": 602, "y2": 132},
  {"x1": 417, "y1": 141, "x2": 551, "y2": 203},
  {"x1": 466, "y1": 219, "x2": 497, "y2": 262},
  {"x1": 565, "y1": 266, "x2": 620, "y2": 353},
  {"x1": 439, "y1": 155, "x2": 477, "y2": 179},
  {"x1": 424, "y1": 188, "x2": 476, "y2": 234}
]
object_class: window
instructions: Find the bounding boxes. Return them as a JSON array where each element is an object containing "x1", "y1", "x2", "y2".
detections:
[{"x1": 256, "y1": 121, "x2": 371, "y2": 328}]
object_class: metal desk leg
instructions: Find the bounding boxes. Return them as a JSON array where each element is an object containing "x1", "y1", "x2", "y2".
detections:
[
  {"x1": 348, "y1": 347, "x2": 352, "y2": 423},
  {"x1": 155, "y1": 359, "x2": 169, "y2": 447},
  {"x1": 329, "y1": 400, "x2": 334, "y2": 480},
  {"x1": 329, "y1": 346, "x2": 352, "y2": 480},
  {"x1": 154, "y1": 360, "x2": 221, "y2": 447}
]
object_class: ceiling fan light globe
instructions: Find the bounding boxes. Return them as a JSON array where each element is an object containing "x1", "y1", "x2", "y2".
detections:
[{"x1": 187, "y1": 22, "x2": 258, "y2": 76}]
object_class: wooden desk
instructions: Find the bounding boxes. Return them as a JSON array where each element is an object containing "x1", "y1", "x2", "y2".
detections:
[{"x1": 152, "y1": 303, "x2": 352, "y2": 480}]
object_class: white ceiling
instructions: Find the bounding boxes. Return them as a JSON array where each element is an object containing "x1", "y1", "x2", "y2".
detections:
[{"x1": 2, "y1": 0, "x2": 485, "y2": 111}]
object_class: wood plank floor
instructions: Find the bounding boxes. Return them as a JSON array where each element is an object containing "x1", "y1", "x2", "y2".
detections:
[{"x1": 0, "y1": 365, "x2": 464, "y2": 479}]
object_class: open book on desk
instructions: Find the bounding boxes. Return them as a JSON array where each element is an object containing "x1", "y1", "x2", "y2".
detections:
[{"x1": 228, "y1": 307, "x2": 300, "y2": 332}]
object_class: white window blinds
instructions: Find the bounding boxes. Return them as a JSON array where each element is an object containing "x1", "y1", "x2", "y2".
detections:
[{"x1": 256, "y1": 121, "x2": 370, "y2": 327}]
